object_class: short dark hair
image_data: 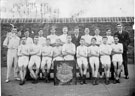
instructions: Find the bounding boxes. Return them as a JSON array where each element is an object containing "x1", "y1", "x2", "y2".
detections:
[
  {"x1": 21, "y1": 37, "x2": 26, "y2": 40},
  {"x1": 91, "y1": 37, "x2": 97, "y2": 41},
  {"x1": 114, "y1": 35, "x2": 119, "y2": 39},
  {"x1": 80, "y1": 38, "x2": 85, "y2": 41},
  {"x1": 106, "y1": 28, "x2": 111, "y2": 31},
  {"x1": 102, "y1": 36, "x2": 108, "y2": 39},
  {"x1": 117, "y1": 23, "x2": 123, "y2": 27},
  {"x1": 114, "y1": 35, "x2": 118, "y2": 38},
  {"x1": 46, "y1": 38, "x2": 51, "y2": 41},
  {"x1": 34, "y1": 35, "x2": 38, "y2": 38},
  {"x1": 74, "y1": 26, "x2": 79, "y2": 30},
  {"x1": 63, "y1": 26, "x2": 68, "y2": 29}
]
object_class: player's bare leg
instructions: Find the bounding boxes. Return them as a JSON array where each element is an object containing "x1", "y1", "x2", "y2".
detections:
[
  {"x1": 41, "y1": 65, "x2": 46, "y2": 79},
  {"x1": 83, "y1": 64, "x2": 87, "y2": 84},
  {"x1": 19, "y1": 67, "x2": 24, "y2": 85},
  {"x1": 113, "y1": 62, "x2": 117, "y2": 84},
  {"x1": 46, "y1": 63, "x2": 52, "y2": 83},
  {"x1": 94, "y1": 63, "x2": 99, "y2": 85},
  {"x1": 116, "y1": 62, "x2": 122, "y2": 83},
  {"x1": 29, "y1": 66, "x2": 38, "y2": 84},
  {"x1": 91, "y1": 64, "x2": 95, "y2": 85},
  {"x1": 78, "y1": 63, "x2": 83, "y2": 84},
  {"x1": 23, "y1": 66, "x2": 27, "y2": 83},
  {"x1": 104, "y1": 64, "x2": 110, "y2": 85}
]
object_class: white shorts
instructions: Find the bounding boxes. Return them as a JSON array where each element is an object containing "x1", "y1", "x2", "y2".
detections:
[
  {"x1": 112, "y1": 54, "x2": 123, "y2": 63},
  {"x1": 28, "y1": 55, "x2": 41, "y2": 69},
  {"x1": 64, "y1": 55, "x2": 74, "y2": 60},
  {"x1": 18, "y1": 56, "x2": 29, "y2": 68},
  {"x1": 100, "y1": 56, "x2": 111, "y2": 66},
  {"x1": 53, "y1": 57, "x2": 64, "y2": 61},
  {"x1": 41, "y1": 57, "x2": 52, "y2": 68},
  {"x1": 89, "y1": 57, "x2": 99, "y2": 67},
  {"x1": 77, "y1": 57, "x2": 88, "y2": 67}
]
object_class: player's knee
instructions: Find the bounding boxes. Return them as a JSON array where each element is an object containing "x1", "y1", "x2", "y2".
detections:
[{"x1": 28, "y1": 65, "x2": 32, "y2": 70}]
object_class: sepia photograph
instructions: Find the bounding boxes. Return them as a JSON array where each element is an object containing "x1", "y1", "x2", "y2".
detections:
[{"x1": 1, "y1": 0, "x2": 134, "y2": 96}]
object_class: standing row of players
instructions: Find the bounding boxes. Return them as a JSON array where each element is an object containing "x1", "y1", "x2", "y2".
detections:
[{"x1": 3, "y1": 25, "x2": 130, "y2": 86}]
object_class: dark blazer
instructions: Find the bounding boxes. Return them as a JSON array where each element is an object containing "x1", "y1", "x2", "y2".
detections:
[
  {"x1": 71, "y1": 34, "x2": 82, "y2": 47},
  {"x1": 114, "y1": 31, "x2": 130, "y2": 51}
]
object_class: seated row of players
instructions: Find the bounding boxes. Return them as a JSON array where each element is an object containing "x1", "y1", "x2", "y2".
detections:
[{"x1": 18, "y1": 34, "x2": 123, "y2": 86}]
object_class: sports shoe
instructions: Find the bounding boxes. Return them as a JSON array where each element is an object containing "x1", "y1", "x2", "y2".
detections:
[
  {"x1": 80, "y1": 81, "x2": 83, "y2": 85},
  {"x1": 83, "y1": 75, "x2": 87, "y2": 84},
  {"x1": 19, "y1": 80, "x2": 24, "y2": 85},
  {"x1": 32, "y1": 79, "x2": 38, "y2": 84},
  {"x1": 116, "y1": 79, "x2": 120, "y2": 83},
  {"x1": 125, "y1": 76, "x2": 129, "y2": 79},
  {"x1": 105, "y1": 80, "x2": 110, "y2": 85},
  {"x1": 113, "y1": 80, "x2": 117, "y2": 84},
  {"x1": 95, "y1": 78, "x2": 98, "y2": 85}
]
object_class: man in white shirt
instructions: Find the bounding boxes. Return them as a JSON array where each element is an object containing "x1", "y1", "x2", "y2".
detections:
[
  {"x1": 99, "y1": 37, "x2": 112, "y2": 85},
  {"x1": 53, "y1": 39, "x2": 64, "y2": 61},
  {"x1": 38, "y1": 29, "x2": 46, "y2": 47},
  {"x1": 106, "y1": 29, "x2": 114, "y2": 45},
  {"x1": 59, "y1": 26, "x2": 68, "y2": 45},
  {"x1": 93, "y1": 28, "x2": 102, "y2": 46},
  {"x1": 47, "y1": 27, "x2": 58, "y2": 47},
  {"x1": 88, "y1": 37, "x2": 100, "y2": 85},
  {"x1": 81, "y1": 28, "x2": 93, "y2": 46},
  {"x1": 28, "y1": 36, "x2": 41, "y2": 84},
  {"x1": 3, "y1": 28, "x2": 20, "y2": 83},
  {"x1": 41, "y1": 38, "x2": 53, "y2": 82},
  {"x1": 77, "y1": 38, "x2": 88, "y2": 84},
  {"x1": 18, "y1": 37, "x2": 29, "y2": 85},
  {"x1": 112, "y1": 36, "x2": 123, "y2": 83},
  {"x1": 24, "y1": 30, "x2": 33, "y2": 46},
  {"x1": 62, "y1": 35, "x2": 76, "y2": 60},
  {"x1": 106, "y1": 29, "x2": 115, "y2": 80}
]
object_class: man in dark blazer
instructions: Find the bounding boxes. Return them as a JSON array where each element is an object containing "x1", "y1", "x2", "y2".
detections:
[
  {"x1": 114, "y1": 23, "x2": 130, "y2": 79},
  {"x1": 72, "y1": 26, "x2": 82, "y2": 47}
]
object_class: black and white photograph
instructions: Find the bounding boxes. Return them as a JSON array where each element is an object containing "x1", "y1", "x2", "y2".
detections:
[{"x1": 0, "y1": 0, "x2": 135, "y2": 96}]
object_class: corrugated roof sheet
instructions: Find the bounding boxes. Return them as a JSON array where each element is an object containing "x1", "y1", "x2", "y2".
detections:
[{"x1": 1, "y1": 17, "x2": 134, "y2": 23}]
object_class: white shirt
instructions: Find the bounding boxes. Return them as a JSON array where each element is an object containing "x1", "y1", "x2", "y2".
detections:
[
  {"x1": 93, "y1": 35, "x2": 102, "y2": 45},
  {"x1": 29, "y1": 44, "x2": 41, "y2": 56},
  {"x1": 106, "y1": 36, "x2": 114, "y2": 45},
  {"x1": 41, "y1": 45, "x2": 53, "y2": 57},
  {"x1": 88, "y1": 45, "x2": 99, "y2": 56},
  {"x1": 81, "y1": 35, "x2": 93, "y2": 45},
  {"x1": 111, "y1": 43, "x2": 123, "y2": 54},
  {"x1": 77, "y1": 45, "x2": 87, "y2": 58},
  {"x1": 53, "y1": 46, "x2": 63, "y2": 57},
  {"x1": 38, "y1": 36, "x2": 46, "y2": 46},
  {"x1": 3, "y1": 34, "x2": 20, "y2": 49},
  {"x1": 59, "y1": 34, "x2": 67, "y2": 44},
  {"x1": 62, "y1": 43, "x2": 76, "y2": 60},
  {"x1": 26, "y1": 37, "x2": 33, "y2": 45},
  {"x1": 18, "y1": 44, "x2": 29, "y2": 56},
  {"x1": 47, "y1": 34, "x2": 58, "y2": 44},
  {"x1": 99, "y1": 44, "x2": 112, "y2": 56}
]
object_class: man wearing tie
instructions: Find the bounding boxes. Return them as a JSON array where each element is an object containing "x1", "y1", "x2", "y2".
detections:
[{"x1": 71, "y1": 26, "x2": 82, "y2": 47}]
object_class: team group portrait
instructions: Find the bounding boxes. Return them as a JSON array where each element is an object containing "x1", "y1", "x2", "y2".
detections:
[{"x1": 1, "y1": 0, "x2": 134, "y2": 96}]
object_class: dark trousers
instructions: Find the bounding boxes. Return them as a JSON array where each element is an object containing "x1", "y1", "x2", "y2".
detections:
[{"x1": 123, "y1": 51, "x2": 128, "y2": 76}]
